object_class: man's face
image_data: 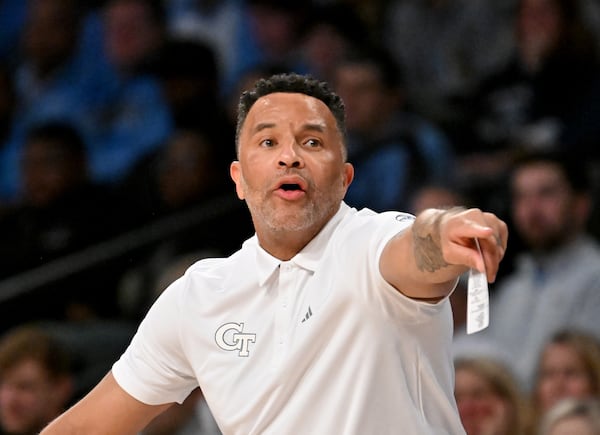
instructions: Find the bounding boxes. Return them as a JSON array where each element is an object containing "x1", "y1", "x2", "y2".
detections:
[
  {"x1": 511, "y1": 162, "x2": 578, "y2": 251},
  {"x1": 0, "y1": 360, "x2": 60, "y2": 434},
  {"x1": 231, "y1": 92, "x2": 353, "y2": 235}
]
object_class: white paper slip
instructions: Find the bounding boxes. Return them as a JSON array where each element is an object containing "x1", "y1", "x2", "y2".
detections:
[{"x1": 466, "y1": 239, "x2": 489, "y2": 334}]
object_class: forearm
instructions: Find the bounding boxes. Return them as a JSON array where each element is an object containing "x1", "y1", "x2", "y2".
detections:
[
  {"x1": 380, "y1": 210, "x2": 463, "y2": 299},
  {"x1": 41, "y1": 414, "x2": 88, "y2": 435},
  {"x1": 380, "y1": 207, "x2": 497, "y2": 300},
  {"x1": 40, "y1": 372, "x2": 171, "y2": 435}
]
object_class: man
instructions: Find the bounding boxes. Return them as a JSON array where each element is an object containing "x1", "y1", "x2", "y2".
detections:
[
  {"x1": 0, "y1": 325, "x2": 73, "y2": 435},
  {"x1": 41, "y1": 73, "x2": 507, "y2": 434},
  {"x1": 454, "y1": 150, "x2": 600, "y2": 389}
]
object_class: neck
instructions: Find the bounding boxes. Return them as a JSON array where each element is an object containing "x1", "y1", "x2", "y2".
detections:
[{"x1": 256, "y1": 224, "x2": 323, "y2": 261}]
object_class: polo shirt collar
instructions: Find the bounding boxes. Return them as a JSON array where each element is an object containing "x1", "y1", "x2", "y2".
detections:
[{"x1": 254, "y1": 202, "x2": 352, "y2": 286}]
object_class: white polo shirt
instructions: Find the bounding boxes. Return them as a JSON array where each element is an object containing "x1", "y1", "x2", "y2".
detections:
[{"x1": 113, "y1": 202, "x2": 465, "y2": 435}]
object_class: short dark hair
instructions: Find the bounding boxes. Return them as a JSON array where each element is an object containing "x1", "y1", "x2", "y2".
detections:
[
  {"x1": 338, "y1": 45, "x2": 404, "y2": 90},
  {"x1": 235, "y1": 73, "x2": 346, "y2": 156},
  {"x1": 155, "y1": 38, "x2": 218, "y2": 83},
  {"x1": 512, "y1": 149, "x2": 591, "y2": 194},
  {"x1": 0, "y1": 326, "x2": 71, "y2": 380}
]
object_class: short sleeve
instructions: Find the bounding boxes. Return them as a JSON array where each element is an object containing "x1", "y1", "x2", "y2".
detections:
[{"x1": 112, "y1": 275, "x2": 198, "y2": 405}]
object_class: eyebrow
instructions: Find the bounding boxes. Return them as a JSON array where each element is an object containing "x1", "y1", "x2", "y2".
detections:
[
  {"x1": 302, "y1": 123, "x2": 326, "y2": 133},
  {"x1": 252, "y1": 122, "x2": 327, "y2": 134},
  {"x1": 253, "y1": 122, "x2": 276, "y2": 134}
]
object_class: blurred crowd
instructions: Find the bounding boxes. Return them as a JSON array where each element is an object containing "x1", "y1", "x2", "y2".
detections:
[{"x1": 0, "y1": 0, "x2": 600, "y2": 434}]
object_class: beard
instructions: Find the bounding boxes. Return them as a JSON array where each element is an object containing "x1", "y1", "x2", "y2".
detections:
[
  {"x1": 241, "y1": 173, "x2": 344, "y2": 235},
  {"x1": 517, "y1": 215, "x2": 573, "y2": 253}
]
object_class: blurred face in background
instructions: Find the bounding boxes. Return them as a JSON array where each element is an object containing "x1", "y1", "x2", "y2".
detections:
[
  {"x1": 23, "y1": 0, "x2": 79, "y2": 77},
  {"x1": 0, "y1": 359, "x2": 66, "y2": 435},
  {"x1": 511, "y1": 162, "x2": 584, "y2": 252},
  {"x1": 303, "y1": 23, "x2": 350, "y2": 82},
  {"x1": 455, "y1": 366, "x2": 514, "y2": 435},
  {"x1": 334, "y1": 62, "x2": 397, "y2": 135},
  {"x1": 248, "y1": 4, "x2": 300, "y2": 60},
  {"x1": 104, "y1": 0, "x2": 162, "y2": 71},
  {"x1": 517, "y1": 0, "x2": 563, "y2": 69},
  {"x1": 536, "y1": 342, "x2": 595, "y2": 413},
  {"x1": 21, "y1": 139, "x2": 85, "y2": 207},
  {"x1": 158, "y1": 131, "x2": 218, "y2": 208}
]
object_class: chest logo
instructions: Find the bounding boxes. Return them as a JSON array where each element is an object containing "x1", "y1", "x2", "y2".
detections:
[{"x1": 215, "y1": 322, "x2": 256, "y2": 357}]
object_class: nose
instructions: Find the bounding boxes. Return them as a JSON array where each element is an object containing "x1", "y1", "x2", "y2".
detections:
[{"x1": 278, "y1": 140, "x2": 304, "y2": 169}]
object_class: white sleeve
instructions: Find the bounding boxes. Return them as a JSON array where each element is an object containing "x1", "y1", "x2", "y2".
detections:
[{"x1": 112, "y1": 275, "x2": 198, "y2": 405}]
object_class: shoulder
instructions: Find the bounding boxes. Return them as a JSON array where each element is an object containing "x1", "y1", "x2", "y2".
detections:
[
  {"x1": 332, "y1": 206, "x2": 415, "y2": 257},
  {"x1": 340, "y1": 207, "x2": 415, "y2": 233}
]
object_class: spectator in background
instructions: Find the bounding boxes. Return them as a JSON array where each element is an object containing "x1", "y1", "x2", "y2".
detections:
[
  {"x1": 153, "y1": 37, "x2": 234, "y2": 167},
  {"x1": 538, "y1": 398, "x2": 600, "y2": 435},
  {"x1": 0, "y1": 121, "x2": 125, "y2": 329},
  {"x1": 241, "y1": 0, "x2": 309, "y2": 83},
  {"x1": 0, "y1": 325, "x2": 74, "y2": 435},
  {"x1": 0, "y1": 122, "x2": 119, "y2": 276},
  {"x1": 87, "y1": 0, "x2": 172, "y2": 185},
  {"x1": 168, "y1": 0, "x2": 309, "y2": 96},
  {"x1": 123, "y1": 128, "x2": 237, "y2": 228},
  {"x1": 0, "y1": 0, "x2": 107, "y2": 202},
  {"x1": 455, "y1": 150, "x2": 600, "y2": 388},
  {"x1": 454, "y1": 356, "x2": 532, "y2": 435},
  {"x1": 333, "y1": 47, "x2": 455, "y2": 211},
  {"x1": 15, "y1": 0, "x2": 88, "y2": 122},
  {"x1": 299, "y1": 3, "x2": 367, "y2": 84},
  {"x1": 531, "y1": 330, "x2": 600, "y2": 428},
  {"x1": 164, "y1": 0, "x2": 249, "y2": 97},
  {"x1": 116, "y1": 129, "x2": 253, "y2": 321},
  {"x1": 381, "y1": 0, "x2": 515, "y2": 136},
  {"x1": 461, "y1": 0, "x2": 600, "y2": 201}
]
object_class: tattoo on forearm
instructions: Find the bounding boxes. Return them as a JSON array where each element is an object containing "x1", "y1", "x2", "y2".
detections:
[
  {"x1": 413, "y1": 232, "x2": 448, "y2": 272},
  {"x1": 412, "y1": 209, "x2": 455, "y2": 273}
]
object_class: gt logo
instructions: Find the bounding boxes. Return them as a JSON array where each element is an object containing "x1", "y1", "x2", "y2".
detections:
[{"x1": 215, "y1": 322, "x2": 256, "y2": 357}]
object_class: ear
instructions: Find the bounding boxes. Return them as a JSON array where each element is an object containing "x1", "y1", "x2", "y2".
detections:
[
  {"x1": 343, "y1": 162, "x2": 354, "y2": 189},
  {"x1": 230, "y1": 161, "x2": 245, "y2": 200}
]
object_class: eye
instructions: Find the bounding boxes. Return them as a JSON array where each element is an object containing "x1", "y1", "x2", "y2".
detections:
[
  {"x1": 304, "y1": 138, "x2": 321, "y2": 148},
  {"x1": 260, "y1": 138, "x2": 275, "y2": 147}
]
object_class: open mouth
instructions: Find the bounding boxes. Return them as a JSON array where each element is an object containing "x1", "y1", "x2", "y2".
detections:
[
  {"x1": 280, "y1": 183, "x2": 302, "y2": 191},
  {"x1": 275, "y1": 179, "x2": 306, "y2": 200}
]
